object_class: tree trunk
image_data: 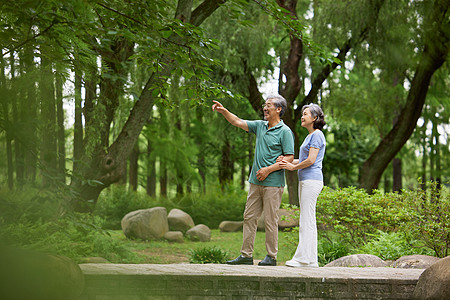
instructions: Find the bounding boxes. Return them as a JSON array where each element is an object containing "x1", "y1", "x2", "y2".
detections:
[
  {"x1": 40, "y1": 55, "x2": 57, "y2": 187},
  {"x1": 219, "y1": 137, "x2": 233, "y2": 187},
  {"x1": 10, "y1": 53, "x2": 24, "y2": 187},
  {"x1": 359, "y1": 0, "x2": 449, "y2": 192},
  {"x1": 0, "y1": 53, "x2": 13, "y2": 189},
  {"x1": 431, "y1": 111, "x2": 442, "y2": 188},
  {"x1": 420, "y1": 118, "x2": 428, "y2": 190},
  {"x1": 73, "y1": 69, "x2": 83, "y2": 177},
  {"x1": 196, "y1": 107, "x2": 206, "y2": 193},
  {"x1": 22, "y1": 46, "x2": 38, "y2": 183},
  {"x1": 392, "y1": 158, "x2": 402, "y2": 192},
  {"x1": 129, "y1": 141, "x2": 139, "y2": 191},
  {"x1": 56, "y1": 72, "x2": 65, "y2": 179},
  {"x1": 175, "y1": 115, "x2": 184, "y2": 197},
  {"x1": 160, "y1": 160, "x2": 168, "y2": 197},
  {"x1": 146, "y1": 137, "x2": 156, "y2": 197}
]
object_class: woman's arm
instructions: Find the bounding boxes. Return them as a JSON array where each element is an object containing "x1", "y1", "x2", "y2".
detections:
[{"x1": 279, "y1": 148, "x2": 319, "y2": 171}]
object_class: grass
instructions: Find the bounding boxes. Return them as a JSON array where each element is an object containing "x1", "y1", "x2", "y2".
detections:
[{"x1": 108, "y1": 229, "x2": 297, "y2": 264}]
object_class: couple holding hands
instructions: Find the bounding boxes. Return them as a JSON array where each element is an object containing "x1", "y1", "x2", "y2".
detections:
[{"x1": 212, "y1": 95, "x2": 326, "y2": 267}]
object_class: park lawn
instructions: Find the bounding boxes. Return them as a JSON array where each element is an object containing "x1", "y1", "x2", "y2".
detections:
[{"x1": 109, "y1": 229, "x2": 297, "y2": 265}]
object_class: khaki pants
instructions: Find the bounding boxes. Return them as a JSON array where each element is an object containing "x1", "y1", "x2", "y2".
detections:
[{"x1": 241, "y1": 183, "x2": 284, "y2": 259}]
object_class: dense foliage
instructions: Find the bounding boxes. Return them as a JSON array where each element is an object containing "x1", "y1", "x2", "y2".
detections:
[{"x1": 0, "y1": 187, "x2": 141, "y2": 263}]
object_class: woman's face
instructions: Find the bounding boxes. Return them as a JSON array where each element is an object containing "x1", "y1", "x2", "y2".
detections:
[{"x1": 301, "y1": 108, "x2": 316, "y2": 129}]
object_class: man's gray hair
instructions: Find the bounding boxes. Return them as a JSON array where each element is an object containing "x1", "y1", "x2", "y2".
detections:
[{"x1": 267, "y1": 95, "x2": 287, "y2": 117}]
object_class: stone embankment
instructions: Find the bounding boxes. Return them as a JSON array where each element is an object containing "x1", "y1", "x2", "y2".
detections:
[{"x1": 78, "y1": 263, "x2": 425, "y2": 299}]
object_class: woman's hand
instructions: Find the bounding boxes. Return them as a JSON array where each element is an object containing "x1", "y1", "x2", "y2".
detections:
[
  {"x1": 279, "y1": 159, "x2": 296, "y2": 171},
  {"x1": 276, "y1": 155, "x2": 284, "y2": 162}
]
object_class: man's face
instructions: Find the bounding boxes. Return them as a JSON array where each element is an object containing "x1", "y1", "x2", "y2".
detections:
[{"x1": 263, "y1": 99, "x2": 281, "y2": 121}]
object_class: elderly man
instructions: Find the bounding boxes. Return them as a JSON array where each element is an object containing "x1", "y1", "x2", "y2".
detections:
[{"x1": 212, "y1": 95, "x2": 294, "y2": 266}]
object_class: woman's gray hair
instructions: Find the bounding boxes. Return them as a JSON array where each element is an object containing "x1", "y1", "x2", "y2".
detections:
[
  {"x1": 267, "y1": 95, "x2": 287, "y2": 117},
  {"x1": 302, "y1": 103, "x2": 326, "y2": 130}
]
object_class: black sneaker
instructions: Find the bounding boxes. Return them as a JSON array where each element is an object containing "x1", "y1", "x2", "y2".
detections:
[
  {"x1": 258, "y1": 255, "x2": 277, "y2": 266},
  {"x1": 226, "y1": 255, "x2": 254, "y2": 265}
]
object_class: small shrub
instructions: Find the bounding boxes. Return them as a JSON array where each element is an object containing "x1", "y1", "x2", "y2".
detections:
[
  {"x1": 356, "y1": 230, "x2": 434, "y2": 261},
  {"x1": 188, "y1": 246, "x2": 230, "y2": 264},
  {"x1": 318, "y1": 239, "x2": 350, "y2": 266},
  {"x1": 400, "y1": 181, "x2": 450, "y2": 258}
]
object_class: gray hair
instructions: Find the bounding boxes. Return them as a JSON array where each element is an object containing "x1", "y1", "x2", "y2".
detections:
[
  {"x1": 302, "y1": 103, "x2": 326, "y2": 130},
  {"x1": 267, "y1": 95, "x2": 287, "y2": 117}
]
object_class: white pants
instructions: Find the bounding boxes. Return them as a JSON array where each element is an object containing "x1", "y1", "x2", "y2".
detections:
[{"x1": 291, "y1": 180, "x2": 323, "y2": 265}]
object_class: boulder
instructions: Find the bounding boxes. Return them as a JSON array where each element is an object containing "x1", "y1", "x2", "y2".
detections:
[
  {"x1": 324, "y1": 254, "x2": 387, "y2": 267},
  {"x1": 0, "y1": 246, "x2": 84, "y2": 300},
  {"x1": 186, "y1": 224, "x2": 211, "y2": 242},
  {"x1": 168, "y1": 209, "x2": 195, "y2": 233},
  {"x1": 121, "y1": 207, "x2": 169, "y2": 240},
  {"x1": 164, "y1": 231, "x2": 184, "y2": 243},
  {"x1": 393, "y1": 255, "x2": 440, "y2": 269},
  {"x1": 413, "y1": 255, "x2": 450, "y2": 300},
  {"x1": 80, "y1": 257, "x2": 110, "y2": 264},
  {"x1": 257, "y1": 208, "x2": 299, "y2": 231},
  {"x1": 219, "y1": 221, "x2": 243, "y2": 232}
]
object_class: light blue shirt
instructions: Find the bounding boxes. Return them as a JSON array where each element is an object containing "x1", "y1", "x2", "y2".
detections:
[
  {"x1": 246, "y1": 120, "x2": 295, "y2": 187},
  {"x1": 298, "y1": 130, "x2": 326, "y2": 182}
]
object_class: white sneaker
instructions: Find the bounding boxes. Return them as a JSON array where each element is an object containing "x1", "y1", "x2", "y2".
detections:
[{"x1": 285, "y1": 259, "x2": 318, "y2": 268}]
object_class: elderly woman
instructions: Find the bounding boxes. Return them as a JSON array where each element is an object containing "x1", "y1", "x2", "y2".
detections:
[{"x1": 279, "y1": 103, "x2": 326, "y2": 268}]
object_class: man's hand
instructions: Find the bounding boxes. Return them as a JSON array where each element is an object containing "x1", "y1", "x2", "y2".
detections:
[
  {"x1": 212, "y1": 100, "x2": 226, "y2": 114},
  {"x1": 212, "y1": 100, "x2": 248, "y2": 131},
  {"x1": 256, "y1": 166, "x2": 271, "y2": 181}
]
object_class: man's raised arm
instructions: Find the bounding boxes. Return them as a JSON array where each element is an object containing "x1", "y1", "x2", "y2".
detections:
[{"x1": 212, "y1": 100, "x2": 249, "y2": 131}]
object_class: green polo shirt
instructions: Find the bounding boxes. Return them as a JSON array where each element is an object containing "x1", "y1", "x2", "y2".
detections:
[{"x1": 246, "y1": 120, "x2": 295, "y2": 187}]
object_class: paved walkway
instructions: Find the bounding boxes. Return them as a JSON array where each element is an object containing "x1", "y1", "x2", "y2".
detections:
[{"x1": 80, "y1": 263, "x2": 424, "y2": 280}]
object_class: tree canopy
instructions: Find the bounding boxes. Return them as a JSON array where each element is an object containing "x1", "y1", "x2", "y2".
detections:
[{"x1": 0, "y1": 0, "x2": 448, "y2": 210}]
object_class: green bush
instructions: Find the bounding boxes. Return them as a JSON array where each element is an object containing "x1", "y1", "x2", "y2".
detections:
[
  {"x1": 0, "y1": 186, "x2": 142, "y2": 263},
  {"x1": 356, "y1": 230, "x2": 434, "y2": 261},
  {"x1": 317, "y1": 186, "x2": 405, "y2": 245},
  {"x1": 400, "y1": 181, "x2": 450, "y2": 258},
  {"x1": 188, "y1": 246, "x2": 230, "y2": 264}
]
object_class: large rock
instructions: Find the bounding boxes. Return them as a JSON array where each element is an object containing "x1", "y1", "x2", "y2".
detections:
[
  {"x1": 80, "y1": 257, "x2": 110, "y2": 264},
  {"x1": 186, "y1": 224, "x2": 211, "y2": 242},
  {"x1": 219, "y1": 221, "x2": 243, "y2": 232},
  {"x1": 168, "y1": 209, "x2": 195, "y2": 233},
  {"x1": 121, "y1": 207, "x2": 169, "y2": 240},
  {"x1": 257, "y1": 208, "x2": 299, "y2": 231},
  {"x1": 413, "y1": 255, "x2": 450, "y2": 300},
  {"x1": 164, "y1": 231, "x2": 184, "y2": 243},
  {"x1": 0, "y1": 246, "x2": 84, "y2": 300},
  {"x1": 393, "y1": 255, "x2": 440, "y2": 269},
  {"x1": 325, "y1": 254, "x2": 387, "y2": 267}
]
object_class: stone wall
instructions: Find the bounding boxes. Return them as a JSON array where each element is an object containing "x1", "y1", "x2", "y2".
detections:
[{"x1": 78, "y1": 264, "x2": 424, "y2": 300}]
